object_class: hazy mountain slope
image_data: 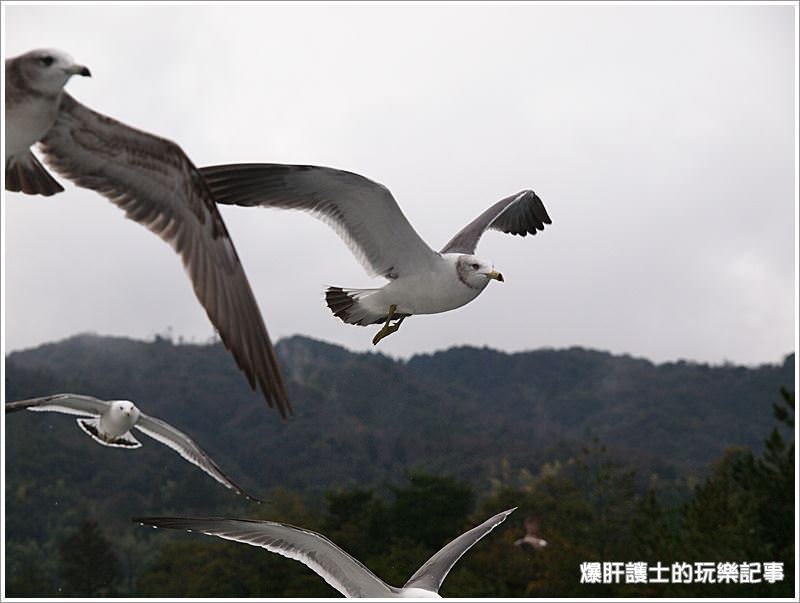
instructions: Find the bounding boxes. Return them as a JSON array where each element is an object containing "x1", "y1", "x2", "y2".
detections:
[{"x1": 5, "y1": 333, "x2": 793, "y2": 539}]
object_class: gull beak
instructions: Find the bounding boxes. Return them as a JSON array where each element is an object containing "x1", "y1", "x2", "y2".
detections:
[
  {"x1": 65, "y1": 64, "x2": 91, "y2": 77},
  {"x1": 487, "y1": 270, "x2": 504, "y2": 282}
]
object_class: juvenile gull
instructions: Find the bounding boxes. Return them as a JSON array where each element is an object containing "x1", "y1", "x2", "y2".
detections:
[
  {"x1": 134, "y1": 507, "x2": 515, "y2": 598},
  {"x1": 5, "y1": 48, "x2": 90, "y2": 195},
  {"x1": 6, "y1": 394, "x2": 262, "y2": 502},
  {"x1": 5, "y1": 48, "x2": 289, "y2": 417},
  {"x1": 199, "y1": 163, "x2": 551, "y2": 344}
]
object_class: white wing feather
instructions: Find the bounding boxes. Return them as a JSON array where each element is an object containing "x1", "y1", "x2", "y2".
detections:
[
  {"x1": 133, "y1": 517, "x2": 396, "y2": 597},
  {"x1": 199, "y1": 163, "x2": 441, "y2": 279},
  {"x1": 5, "y1": 393, "x2": 108, "y2": 417},
  {"x1": 134, "y1": 414, "x2": 261, "y2": 502}
]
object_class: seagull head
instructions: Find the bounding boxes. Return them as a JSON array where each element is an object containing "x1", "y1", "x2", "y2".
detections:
[
  {"x1": 15, "y1": 48, "x2": 91, "y2": 95},
  {"x1": 110, "y1": 400, "x2": 140, "y2": 423},
  {"x1": 456, "y1": 254, "x2": 504, "y2": 290}
]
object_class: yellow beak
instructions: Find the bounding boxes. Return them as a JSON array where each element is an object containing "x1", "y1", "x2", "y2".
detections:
[{"x1": 487, "y1": 270, "x2": 504, "y2": 282}]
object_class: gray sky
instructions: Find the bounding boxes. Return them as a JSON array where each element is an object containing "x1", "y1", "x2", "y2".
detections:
[{"x1": 3, "y1": 3, "x2": 796, "y2": 365}]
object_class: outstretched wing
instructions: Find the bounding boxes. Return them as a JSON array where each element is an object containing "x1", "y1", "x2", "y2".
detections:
[
  {"x1": 440, "y1": 190, "x2": 551, "y2": 254},
  {"x1": 403, "y1": 508, "x2": 516, "y2": 593},
  {"x1": 38, "y1": 94, "x2": 289, "y2": 418},
  {"x1": 199, "y1": 163, "x2": 440, "y2": 279},
  {"x1": 133, "y1": 516, "x2": 396, "y2": 598},
  {"x1": 5, "y1": 393, "x2": 108, "y2": 417},
  {"x1": 134, "y1": 413, "x2": 262, "y2": 503}
]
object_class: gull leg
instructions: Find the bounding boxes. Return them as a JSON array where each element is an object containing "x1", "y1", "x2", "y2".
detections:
[{"x1": 372, "y1": 304, "x2": 406, "y2": 345}]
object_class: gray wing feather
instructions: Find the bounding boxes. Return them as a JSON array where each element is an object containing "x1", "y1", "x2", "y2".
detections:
[
  {"x1": 5, "y1": 393, "x2": 108, "y2": 417},
  {"x1": 37, "y1": 94, "x2": 289, "y2": 418},
  {"x1": 440, "y1": 190, "x2": 551, "y2": 254},
  {"x1": 403, "y1": 508, "x2": 516, "y2": 593},
  {"x1": 199, "y1": 163, "x2": 440, "y2": 279},
  {"x1": 133, "y1": 516, "x2": 396, "y2": 598},
  {"x1": 134, "y1": 414, "x2": 262, "y2": 502}
]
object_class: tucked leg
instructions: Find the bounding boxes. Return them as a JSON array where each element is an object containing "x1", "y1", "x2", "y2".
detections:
[{"x1": 372, "y1": 305, "x2": 407, "y2": 345}]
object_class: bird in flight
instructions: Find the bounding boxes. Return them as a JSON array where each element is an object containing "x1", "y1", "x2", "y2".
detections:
[
  {"x1": 5, "y1": 49, "x2": 289, "y2": 417},
  {"x1": 199, "y1": 163, "x2": 552, "y2": 345},
  {"x1": 6, "y1": 393, "x2": 263, "y2": 502},
  {"x1": 135, "y1": 507, "x2": 516, "y2": 597},
  {"x1": 513, "y1": 515, "x2": 548, "y2": 550}
]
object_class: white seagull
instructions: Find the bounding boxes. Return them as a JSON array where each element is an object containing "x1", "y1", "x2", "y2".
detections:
[
  {"x1": 6, "y1": 394, "x2": 262, "y2": 502},
  {"x1": 4, "y1": 49, "x2": 289, "y2": 417},
  {"x1": 199, "y1": 163, "x2": 552, "y2": 345},
  {"x1": 134, "y1": 507, "x2": 515, "y2": 598},
  {"x1": 5, "y1": 48, "x2": 90, "y2": 195}
]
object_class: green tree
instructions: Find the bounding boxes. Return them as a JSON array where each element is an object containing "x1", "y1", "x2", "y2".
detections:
[
  {"x1": 667, "y1": 388, "x2": 795, "y2": 597},
  {"x1": 389, "y1": 472, "x2": 475, "y2": 549},
  {"x1": 59, "y1": 520, "x2": 120, "y2": 596}
]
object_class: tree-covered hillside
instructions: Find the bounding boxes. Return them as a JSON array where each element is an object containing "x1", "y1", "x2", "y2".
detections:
[
  {"x1": 6, "y1": 334, "x2": 793, "y2": 489},
  {"x1": 4, "y1": 334, "x2": 795, "y2": 596}
]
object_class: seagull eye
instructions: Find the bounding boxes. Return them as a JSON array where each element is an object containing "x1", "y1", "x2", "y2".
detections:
[
  {"x1": 471, "y1": 263, "x2": 480, "y2": 270},
  {"x1": 39, "y1": 56, "x2": 54, "y2": 67}
]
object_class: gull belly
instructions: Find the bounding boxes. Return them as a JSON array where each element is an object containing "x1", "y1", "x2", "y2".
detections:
[
  {"x1": 361, "y1": 255, "x2": 484, "y2": 317},
  {"x1": 5, "y1": 95, "x2": 59, "y2": 157},
  {"x1": 98, "y1": 409, "x2": 136, "y2": 439}
]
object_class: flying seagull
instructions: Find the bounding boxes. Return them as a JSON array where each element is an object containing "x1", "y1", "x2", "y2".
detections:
[
  {"x1": 5, "y1": 48, "x2": 90, "y2": 195},
  {"x1": 4, "y1": 49, "x2": 289, "y2": 417},
  {"x1": 199, "y1": 163, "x2": 551, "y2": 345},
  {"x1": 134, "y1": 507, "x2": 516, "y2": 598},
  {"x1": 6, "y1": 394, "x2": 262, "y2": 502},
  {"x1": 513, "y1": 515, "x2": 548, "y2": 550}
]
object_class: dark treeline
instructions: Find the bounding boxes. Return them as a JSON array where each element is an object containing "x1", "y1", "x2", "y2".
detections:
[{"x1": 4, "y1": 334, "x2": 795, "y2": 596}]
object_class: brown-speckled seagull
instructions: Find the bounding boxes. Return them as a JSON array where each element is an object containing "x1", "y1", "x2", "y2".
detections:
[{"x1": 4, "y1": 49, "x2": 289, "y2": 417}]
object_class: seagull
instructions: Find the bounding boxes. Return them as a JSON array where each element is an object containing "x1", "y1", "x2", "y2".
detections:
[
  {"x1": 134, "y1": 507, "x2": 515, "y2": 598},
  {"x1": 4, "y1": 49, "x2": 289, "y2": 417},
  {"x1": 5, "y1": 48, "x2": 90, "y2": 195},
  {"x1": 513, "y1": 516, "x2": 548, "y2": 550},
  {"x1": 199, "y1": 163, "x2": 551, "y2": 345},
  {"x1": 6, "y1": 393, "x2": 262, "y2": 502}
]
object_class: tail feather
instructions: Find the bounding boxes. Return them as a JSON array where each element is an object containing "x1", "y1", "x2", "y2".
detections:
[
  {"x1": 325, "y1": 286, "x2": 393, "y2": 326},
  {"x1": 6, "y1": 151, "x2": 64, "y2": 196}
]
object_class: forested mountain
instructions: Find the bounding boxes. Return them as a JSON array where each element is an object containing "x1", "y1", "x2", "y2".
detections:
[{"x1": 4, "y1": 334, "x2": 795, "y2": 596}]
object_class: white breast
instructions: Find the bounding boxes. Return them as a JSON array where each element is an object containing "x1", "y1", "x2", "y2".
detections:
[
  {"x1": 372, "y1": 254, "x2": 485, "y2": 316},
  {"x1": 98, "y1": 409, "x2": 137, "y2": 438},
  {"x1": 5, "y1": 94, "x2": 60, "y2": 157}
]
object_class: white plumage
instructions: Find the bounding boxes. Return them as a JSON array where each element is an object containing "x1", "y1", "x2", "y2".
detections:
[
  {"x1": 135, "y1": 507, "x2": 516, "y2": 598},
  {"x1": 6, "y1": 394, "x2": 262, "y2": 502},
  {"x1": 199, "y1": 163, "x2": 552, "y2": 344}
]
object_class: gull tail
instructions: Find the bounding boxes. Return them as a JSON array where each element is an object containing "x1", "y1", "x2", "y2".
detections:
[
  {"x1": 5, "y1": 151, "x2": 64, "y2": 196},
  {"x1": 325, "y1": 286, "x2": 392, "y2": 326},
  {"x1": 76, "y1": 419, "x2": 142, "y2": 449}
]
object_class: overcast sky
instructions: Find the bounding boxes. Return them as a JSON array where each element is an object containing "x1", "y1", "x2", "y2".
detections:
[{"x1": 3, "y1": 3, "x2": 796, "y2": 366}]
